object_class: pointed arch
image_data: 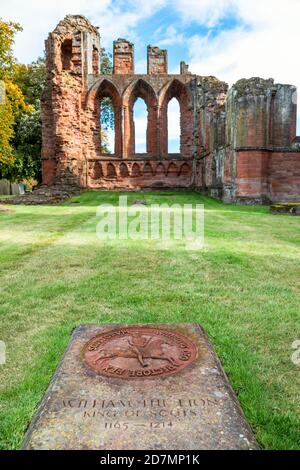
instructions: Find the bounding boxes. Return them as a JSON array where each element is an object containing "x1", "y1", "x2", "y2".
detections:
[
  {"x1": 123, "y1": 79, "x2": 158, "y2": 157},
  {"x1": 86, "y1": 77, "x2": 122, "y2": 107},
  {"x1": 143, "y1": 162, "x2": 153, "y2": 176},
  {"x1": 167, "y1": 162, "x2": 178, "y2": 177},
  {"x1": 123, "y1": 78, "x2": 157, "y2": 108},
  {"x1": 158, "y1": 78, "x2": 190, "y2": 108},
  {"x1": 85, "y1": 78, "x2": 122, "y2": 158},
  {"x1": 107, "y1": 163, "x2": 117, "y2": 178},
  {"x1": 98, "y1": 79, "x2": 122, "y2": 157},
  {"x1": 155, "y1": 162, "x2": 166, "y2": 177},
  {"x1": 90, "y1": 162, "x2": 103, "y2": 179},
  {"x1": 158, "y1": 79, "x2": 193, "y2": 158},
  {"x1": 179, "y1": 162, "x2": 191, "y2": 176},
  {"x1": 131, "y1": 162, "x2": 141, "y2": 177},
  {"x1": 119, "y1": 162, "x2": 129, "y2": 177},
  {"x1": 97, "y1": 78, "x2": 122, "y2": 106}
]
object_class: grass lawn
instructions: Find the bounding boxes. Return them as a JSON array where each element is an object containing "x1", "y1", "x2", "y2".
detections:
[{"x1": 0, "y1": 191, "x2": 299, "y2": 450}]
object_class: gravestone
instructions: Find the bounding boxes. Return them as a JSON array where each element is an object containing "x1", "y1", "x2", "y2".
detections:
[
  {"x1": 11, "y1": 182, "x2": 20, "y2": 196},
  {"x1": 22, "y1": 324, "x2": 259, "y2": 450},
  {"x1": 0, "y1": 179, "x2": 11, "y2": 195}
]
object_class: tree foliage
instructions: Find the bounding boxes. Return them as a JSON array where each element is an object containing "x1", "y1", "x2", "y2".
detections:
[
  {"x1": 0, "y1": 19, "x2": 22, "y2": 71},
  {"x1": 100, "y1": 49, "x2": 114, "y2": 131},
  {"x1": 9, "y1": 59, "x2": 46, "y2": 182},
  {"x1": 0, "y1": 19, "x2": 114, "y2": 180},
  {"x1": 0, "y1": 19, "x2": 33, "y2": 178}
]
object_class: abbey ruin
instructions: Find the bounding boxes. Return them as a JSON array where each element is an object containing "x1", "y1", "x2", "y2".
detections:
[{"x1": 41, "y1": 15, "x2": 300, "y2": 203}]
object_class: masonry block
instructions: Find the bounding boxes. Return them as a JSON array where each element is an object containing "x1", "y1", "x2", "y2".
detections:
[
  {"x1": 113, "y1": 39, "x2": 134, "y2": 74},
  {"x1": 147, "y1": 46, "x2": 167, "y2": 74}
]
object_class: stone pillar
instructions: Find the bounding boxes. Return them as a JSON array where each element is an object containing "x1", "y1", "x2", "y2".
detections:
[
  {"x1": 147, "y1": 105, "x2": 158, "y2": 156},
  {"x1": 180, "y1": 61, "x2": 189, "y2": 75},
  {"x1": 147, "y1": 46, "x2": 168, "y2": 74},
  {"x1": 114, "y1": 105, "x2": 123, "y2": 157},
  {"x1": 271, "y1": 84, "x2": 297, "y2": 147},
  {"x1": 113, "y1": 39, "x2": 134, "y2": 74},
  {"x1": 159, "y1": 105, "x2": 168, "y2": 157},
  {"x1": 123, "y1": 105, "x2": 135, "y2": 158}
]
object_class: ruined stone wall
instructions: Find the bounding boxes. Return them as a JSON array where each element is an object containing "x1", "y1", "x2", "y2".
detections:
[
  {"x1": 269, "y1": 151, "x2": 300, "y2": 201},
  {"x1": 147, "y1": 46, "x2": 168, "y2": 75},
  {"x1": 42, "y1": 16, "x2": 200, "y2": 190},
  {"x1": 113, "y1": 39, "x2": 134, "y2": 75},
  {"x1": 87, "y1": 160, "x2": 193, "y2": 190},
  {"x1": 41, "y1": 15, "x2": 100, "y2": 187},
  {"x1": 198, "y1": 77, "x2": 300, "y2": 203},
  {"x1": 42, "y1": 15, "x2": 300, "y2": 202}
]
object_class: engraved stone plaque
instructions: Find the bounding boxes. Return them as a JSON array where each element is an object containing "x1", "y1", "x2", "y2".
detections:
[
  {"x1": 22, "y1": 324, "x2": 259, "y2": 450},
  {"x1": 83, "y1": 326, "x2": 198, "y2": 379}
]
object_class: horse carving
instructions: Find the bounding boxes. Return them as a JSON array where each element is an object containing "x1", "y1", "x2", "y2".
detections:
[{"x1": 92, "y1": 334, "x2": 178, "y2": 368}]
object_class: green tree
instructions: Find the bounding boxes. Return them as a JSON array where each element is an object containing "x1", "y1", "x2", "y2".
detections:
[
  {"x1": 0, "y1": 19, "x2": 22, "y2": 71},
  {"x1": 8, "y1": 59, "x2": 46, "y2": 182},
  {"x1": 0, "y1": 28, "x2": 114, "y2": 179},
  {"x1": 100, "y1": 49, "x2": 114, "y2": 132},
  {"x1": 0, "y1": 19, "x2": 30, "y2": 174}
]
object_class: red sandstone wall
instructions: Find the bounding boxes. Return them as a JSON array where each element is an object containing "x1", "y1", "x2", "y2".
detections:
[
  {"x1": 42, "y1": 16, "x2": 100, "y2": 187},
  {"x1": 235, "y1": 150, "x2": 300, "y2": 202},
  {"x1": 269, "y1": 152, "x2": 300, "y2": 201},
  {"x1": 87, "y1": 159, "x2": 193, "y2": 189},
  {"x1": 200, "y1": 148, "x2": 300, "y2": 203},
  {"x1": 235, "y1": 150, "x2": 269, "y2": 201},
  {"x1": 147, "y1": 46, "x2": 168, "y2": 74},
  {"x1": 113, "y1": 39, "x2": 134, "y2": 74}
]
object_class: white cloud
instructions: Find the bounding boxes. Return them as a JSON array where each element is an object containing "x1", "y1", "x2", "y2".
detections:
[
  {"x1": 0, "y1": 0, "x2": 167, "y2": 63},
  {"x1": 0, "y1": 0, "x2": 111, "y2": 63},
  {"x1": 174, "y1": 0, "x2": 300, "y2": 131},
  {"x1": 173, "y1": 0, "x2": 235, "y2": 27},
  {"x1": 157, "y1": 25, "x2": 184, "y2": 47},
  {"x1": 2, "y1": 0, "x2": 299, "y2": 132},
  {"x1": 172, "y1": 0, "x2": 300, "y2": 84}
]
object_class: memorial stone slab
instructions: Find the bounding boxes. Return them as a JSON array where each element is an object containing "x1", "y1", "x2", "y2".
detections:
[
  {"x1": 22, "y1": 324, "x2": 259, "y2": 450},
  {"x1": 0, "y1": 179, "x2": 11, "y2": 195},
  {"x1": 11, "y1": 182, "x2": 20, "y2": 196}
]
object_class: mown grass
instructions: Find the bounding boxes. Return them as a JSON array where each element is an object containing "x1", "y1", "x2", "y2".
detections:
[{"x1": 0, "y1": 191, "x2": 299, "y2": 449}]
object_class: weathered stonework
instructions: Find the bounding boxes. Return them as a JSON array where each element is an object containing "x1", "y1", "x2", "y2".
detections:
[
  {"x1": 42, "y1": 15, "x2": 300, "y2": 203},
  {"x1": 22, "y1": 324, "x2": 259, "y2": 450}
]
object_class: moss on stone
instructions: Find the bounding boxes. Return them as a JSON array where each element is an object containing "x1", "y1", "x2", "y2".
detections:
[
  {"x1": 233, "y1": 77, "x2": 274, "y2": 98},
  {"x1": 270, "y1": 202, "x2": 300, "y2": 215}
]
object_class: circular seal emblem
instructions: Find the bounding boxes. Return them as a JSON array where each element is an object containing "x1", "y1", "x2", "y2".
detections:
[{"x1": 83, "y1": 327, "x2": 198, "y2": 379}]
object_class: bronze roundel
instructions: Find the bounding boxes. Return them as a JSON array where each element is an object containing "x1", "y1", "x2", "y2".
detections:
[{"x1": 83, "y1": 327, "x2": 198, "y2": 379}]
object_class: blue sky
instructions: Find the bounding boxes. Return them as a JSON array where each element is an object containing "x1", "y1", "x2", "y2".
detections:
[
  {"x1": 2, "y1": 0, "x2": 300, "y2": 149},
  {"x1": 130, "y1": 6, "x2": 244, "y2": 75}
]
